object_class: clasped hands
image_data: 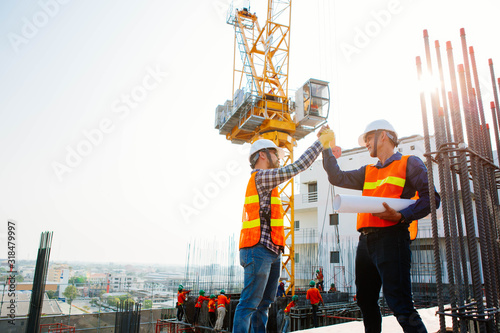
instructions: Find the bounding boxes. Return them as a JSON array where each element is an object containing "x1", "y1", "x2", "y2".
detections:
[{"x1": 317, "y1": 125, "x2": 335, "y2": 148}]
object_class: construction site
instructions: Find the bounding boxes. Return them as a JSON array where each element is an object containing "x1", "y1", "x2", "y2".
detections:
[{"x1": 1, "y1": 0, "x2": 500, "y2": 332}]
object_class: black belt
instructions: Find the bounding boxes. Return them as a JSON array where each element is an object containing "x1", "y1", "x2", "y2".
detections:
[{"x1": 359, "y1": 227, "x2": 382, "y2": 235}]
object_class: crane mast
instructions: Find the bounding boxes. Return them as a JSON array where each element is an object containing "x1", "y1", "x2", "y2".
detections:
[{"x1": 215, "y1": 0, "x2": 330, "y2": 295}]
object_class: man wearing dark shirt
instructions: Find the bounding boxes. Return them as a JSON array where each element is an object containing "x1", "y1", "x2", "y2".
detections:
[{"x1": 321, "y1": 120, "x2": 440, "y2": 333}]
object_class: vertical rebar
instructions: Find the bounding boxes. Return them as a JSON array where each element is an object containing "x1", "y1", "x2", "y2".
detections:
[
  {"x1": 435, "y1": 40, "x2": 467, "y2": 329},
  {"x1": 447, "y1": 41, "x2": 480, "y2": 305},
  {"x1": 460, "y1": 33, "x2": 496, "y2": 330},
  {"x1": 457, "y1": 63, "x2": 488, "y2": 333},
  {"x1": 470, "y1": 71, "x2": 500, "y2": 295},
  {"x1": 447, "y1": 91, "x2": 472, "y2": 302},
  {"x1": 488, "y1": 60, "x2": 500, "y2": 166},
  {"x1": 424, "y1": 30, "x2": 460, "y2": 331},
  {"x1": 416, "y1": 54, "x2": 446, "y2": 333},
  {"x1": 469, "y1": 53, "x2": 500, "y2": 296},
  {"x1": 469, "y1": 47, "x2": 488, "y2": 154},
  {"x1": 26, "y1": 232, "x2": 53, "y2": 333}
]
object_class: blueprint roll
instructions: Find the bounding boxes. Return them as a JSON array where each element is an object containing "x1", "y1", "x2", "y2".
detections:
[{"x1": 333, "y1": 194, "x2": 416, "y2": 213}]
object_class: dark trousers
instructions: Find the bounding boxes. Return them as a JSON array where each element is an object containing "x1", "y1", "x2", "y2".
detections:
[
  {"x1": 209, "y1": 311, "x2": 216, "y2": 327},
  {"x1": 193, "y1": 307, "x2": 200, "y2": 324},
  {"x1": 311, "y1": 304, "x2": 319, "y2": 327},
  {"x1": 356, "y1": 224, "x2": 427, "y2": 333},
  {"x1": 176, "y1": 304, "x2": 184, "y2": 321}
]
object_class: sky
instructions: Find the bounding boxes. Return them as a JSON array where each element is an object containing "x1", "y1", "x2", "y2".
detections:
[{"x1": 1, "y1": 0, "x2": 499, "y2": 266}]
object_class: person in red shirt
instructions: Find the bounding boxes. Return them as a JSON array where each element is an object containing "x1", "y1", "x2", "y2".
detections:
[
  {"x1": 282, "y1": 295, "x2": 298, "y2": 332},
  {"x1": 316, "y1": 268, "x2": 324, "y2": 291},
  {"x1": 207, "y1": 294, "x2": 217, "y2": 327},
  {"x1": 306, "y1": 280, "x2": 324, "y2": 327},
  {"x1": 176, "y1": 285, "x2": 191, "y2": 322},
  {"x1": 193, "y1": 289, "x2": 210, "y2": 325},
  {"x1": 214, "y1": 290, "x2": 230, "y2": 331},
  {"x1": 328, "y1": 283, "x2": 337, "y2": 293}
]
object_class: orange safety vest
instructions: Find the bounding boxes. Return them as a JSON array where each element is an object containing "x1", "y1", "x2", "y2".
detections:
[
  {"x1": 195, "y1": 295, "x2": 209, "y2": 308},
  {"x1": 306, "y1": 287, "x2": 323, "y2": 305},
  {"x1": 208, "y1": 299, "x2": 217, "y2": 312},
  {"x1": 284, "y1": 301, "x2": 296, "y2": 314},
  {"x1": 217, "y1": 295, "x2": 230, "y2": 308},
  {"x1": 239, "y1": 172, "x2": 285, "y2": 249},
  {"x1": 357, "y1": 155, "x2": 418, "y2": 239},
  {"x1": 177, "y1": 291, "x2": 188, "y2": 305}
]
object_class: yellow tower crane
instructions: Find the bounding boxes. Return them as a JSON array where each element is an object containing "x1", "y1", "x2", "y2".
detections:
[{"x1": 214, "y1": 0, "x2": 330, "y2": 295}]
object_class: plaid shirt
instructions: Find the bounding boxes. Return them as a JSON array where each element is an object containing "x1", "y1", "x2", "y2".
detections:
[{"x1": 252, "y1": 140, "x2": 323, "y2": 254}]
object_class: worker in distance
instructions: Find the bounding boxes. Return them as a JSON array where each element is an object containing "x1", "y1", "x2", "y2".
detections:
[
  {"x1": 320, "y1": 119, "x2": 440, "y2": 333},
  {"x1": 232, "y1": 127, "x2": 334, "y2": 333}
]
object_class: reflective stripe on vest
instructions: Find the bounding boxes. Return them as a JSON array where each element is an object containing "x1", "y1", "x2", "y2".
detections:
[
  {"x1": 363, "y1": 176, "x2": 406, "y2": 190},
  {"x1": 357, "y1": 155, "x2": 410, "y2": 230},
  {"x1": 240, "y1": 172, "x2": 285, "y2": 249},
  {"x1": 217, "y1": 295, "x2": 229, "y2": 308}
]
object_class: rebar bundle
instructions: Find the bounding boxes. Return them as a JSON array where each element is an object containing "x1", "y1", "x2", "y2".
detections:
[
  {"x1": 115, "y1": 301, "x2": 142, "y2": 333},
  {"x1": 26, "y1": 231, "x2": 53, "y2": 333},
  {"x1": 416, "y1": 28, "x2": 500, "y2": 333}
]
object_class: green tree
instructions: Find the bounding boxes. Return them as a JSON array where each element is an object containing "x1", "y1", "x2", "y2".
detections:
[
  {"x1": 107, "y1": 296, "x2": 120, "y2": 307},
  {"x1": 63, "y1": 285, "x2": 78, "y2": 305},
  {"x1": 69, "y1": 276, "x2": 87, "y2": 285},
  {"x1": 63, "y1": 285, "x2": 79, "y2": 317},
  {"x1": 46, "y1": 290, "x2": 57, "y2": 299},
  {"x1": 144, "y1": 300, "x2": 152, "y2": 309}
]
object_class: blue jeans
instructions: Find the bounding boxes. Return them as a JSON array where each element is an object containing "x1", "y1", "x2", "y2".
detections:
[
  {"x1": 282, "y1": 315, "x2": 290, "y2": 333},
  {"x1": 233, "y1": 244, "x2": 281, "y2": 333},
  {"x1": 356, "y1": 224, "x2": 427, "y2": 333}
]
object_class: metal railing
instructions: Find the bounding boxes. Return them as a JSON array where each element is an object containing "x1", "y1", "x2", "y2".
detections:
[{"x1": 302, "y1": 191, "x2": 318, "y2": 203}]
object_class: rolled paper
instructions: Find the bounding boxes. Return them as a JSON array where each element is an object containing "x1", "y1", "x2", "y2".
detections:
[{"x1": 333, "y1": 194, "x2": 416, "y2": 213}]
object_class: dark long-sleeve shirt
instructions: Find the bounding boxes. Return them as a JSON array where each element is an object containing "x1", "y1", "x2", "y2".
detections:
[
  {"x1": 253, "y1": 140, "x2": 323, "y2": 254},
  {"x1": 322, "y1": 149, "x2": 440, "y2": 222}
]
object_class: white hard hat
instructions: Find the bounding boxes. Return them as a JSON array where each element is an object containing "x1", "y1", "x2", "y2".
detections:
[
  {"x1": 249, "y1": 139, "x2": 285, "y2": 161},
  {"x1": 358, "y1": 119, "x2": 397, "y2": 147}
]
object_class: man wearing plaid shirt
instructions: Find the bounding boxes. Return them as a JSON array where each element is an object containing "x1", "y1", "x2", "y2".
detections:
[{"x1": 232, "y1": 127, "x2": 334, "y2": 333}]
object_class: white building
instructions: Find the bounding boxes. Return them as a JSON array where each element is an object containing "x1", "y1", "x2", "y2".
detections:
[
  {"x1": 291, "y1": 135, "x2": 454, "y2": 295},
  {"x1": 109, "y1": 273, "x2": 133, "y2": 292}
]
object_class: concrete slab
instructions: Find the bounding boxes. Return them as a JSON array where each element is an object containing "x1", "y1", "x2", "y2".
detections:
[{"x1": 299, "y1": 306, "x2": 452, "y2": 333}]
